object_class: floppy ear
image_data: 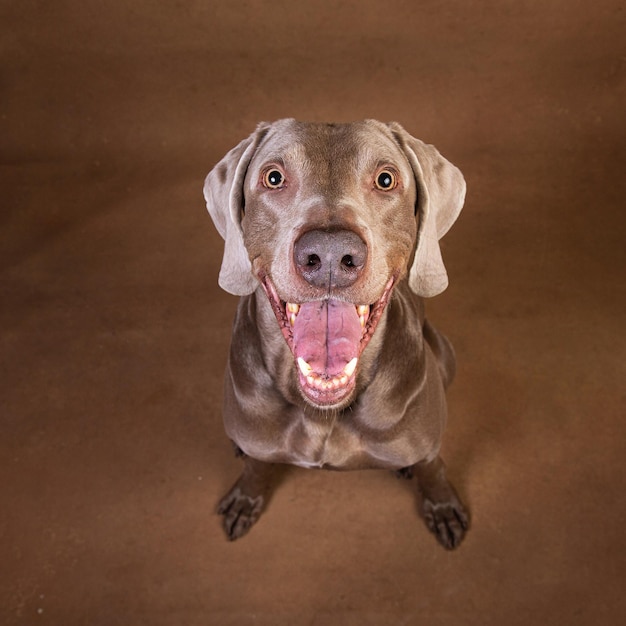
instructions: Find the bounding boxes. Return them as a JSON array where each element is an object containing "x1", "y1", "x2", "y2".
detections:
[
  {"x1": 203, "y1": 123, "x2": 270, "y2": 295},
  {"x1": 389, "y1": 123, "x2": 466, "y2": 297}
]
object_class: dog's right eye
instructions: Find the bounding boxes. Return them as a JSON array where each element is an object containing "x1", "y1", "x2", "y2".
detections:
[
  {"x1": 262, "y1": 169, "x2": 285, "y2": 189},
  {"x1": 374, "y1": 169, "x2": 398, "y2": 191}
]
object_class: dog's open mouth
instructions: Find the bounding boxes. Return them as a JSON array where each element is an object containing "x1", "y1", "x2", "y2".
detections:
[{"x1": 261, "y1": 276, "x2": 396, "y2": 408}]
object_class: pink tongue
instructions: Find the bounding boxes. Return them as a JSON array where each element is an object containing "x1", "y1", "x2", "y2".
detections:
[{"x1": 292, "y1": 300, "x2": 361, "y2": 377}]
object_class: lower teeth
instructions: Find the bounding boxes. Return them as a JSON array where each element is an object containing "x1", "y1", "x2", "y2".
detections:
[{"x1": 305, "y1": 373, "x2": 349, "y2": 391}]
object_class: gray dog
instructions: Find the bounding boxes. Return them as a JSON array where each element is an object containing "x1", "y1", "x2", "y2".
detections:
[{"x1": 204, "y1": 119, "x2": 469, "y2": 549}]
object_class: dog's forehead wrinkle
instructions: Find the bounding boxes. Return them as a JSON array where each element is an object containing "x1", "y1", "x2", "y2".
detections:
[
  {"x1": 256, "y1": 138, "x2": 309, "y2": 167},
  {"x1": 302, "y1": 126, "x2": 407, "y2": 183}
]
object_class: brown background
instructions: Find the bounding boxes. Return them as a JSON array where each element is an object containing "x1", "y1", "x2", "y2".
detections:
[{"x1": 2, "y1": 1, "x2": 625, "y2": 624}]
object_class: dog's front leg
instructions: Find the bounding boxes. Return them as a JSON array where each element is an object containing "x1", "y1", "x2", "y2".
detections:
[
  {"x1": 412, "y1": 455, "x2": 469, "y2": 550},
  {"x1": 217, "y1": 455, "x2": 276, "y2": 541}
]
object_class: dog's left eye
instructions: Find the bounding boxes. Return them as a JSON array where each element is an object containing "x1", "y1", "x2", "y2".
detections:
[
  {"x1": 263, "y1": 169, "x2": 285, "y2": 189},
  {"x1": 374, "y1": 169, "x2": 398, "y2": 191}
]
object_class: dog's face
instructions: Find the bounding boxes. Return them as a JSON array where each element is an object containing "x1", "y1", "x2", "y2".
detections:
[
  {"x1": 204, "y1": 119, "x2": 465, "y2": 409},
  {"x1": 242, "y1": 120, "x2": 417, "y2": 408}
]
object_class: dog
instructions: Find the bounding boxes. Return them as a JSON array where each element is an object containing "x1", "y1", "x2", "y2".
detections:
[{"x1": 204, "y1": 119, "x2": 469, "y2": 549}]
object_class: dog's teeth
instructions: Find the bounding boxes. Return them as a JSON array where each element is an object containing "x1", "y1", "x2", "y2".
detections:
[
  {"x1": 343, "y1": 358, "x2": 358, "y2": 377},
  {"x1": 297, "y1": 357, "x2": 313, "y2": 376},
  {"x1": 287, "y1": 303, "x2": 300, "y2": 326},
  {"x1": 357, "y1": 304, "x2": 369, "y2": 328},
  {"x1": 299, "y1": 360, "x2": 356, "y2": 392}
]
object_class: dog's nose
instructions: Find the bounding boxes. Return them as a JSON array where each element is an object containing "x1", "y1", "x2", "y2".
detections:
[{"x1": 294, "y1": 229, "x2": 367, "y2": 289}]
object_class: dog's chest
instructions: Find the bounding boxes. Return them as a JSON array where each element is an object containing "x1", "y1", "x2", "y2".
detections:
[
  {"x1": 287, "y1": 417, "x2": 360, "y2": 469},
  {"x1": 283, "y1": 411, "x2": 412, "y2": 471}
]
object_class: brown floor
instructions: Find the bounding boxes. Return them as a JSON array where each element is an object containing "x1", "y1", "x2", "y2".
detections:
[{"x1": 2, "y1": 1, "x2": 625, "y2": 624}]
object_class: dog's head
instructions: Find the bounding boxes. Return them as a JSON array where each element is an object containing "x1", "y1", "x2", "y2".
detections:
[{"x1": 204, "y1": 119, "x2": 465, "y2": 408}]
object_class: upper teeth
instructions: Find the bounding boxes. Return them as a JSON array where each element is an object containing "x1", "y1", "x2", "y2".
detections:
[
  {"x1": 357, "y1": 304, "x2": 369, "y2": 328},
  {"x1": 286, "y1": 302, "x2": 300, "y2": 326}
]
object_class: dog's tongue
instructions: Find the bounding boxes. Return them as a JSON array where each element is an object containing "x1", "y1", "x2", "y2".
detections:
[{"x1": 292, "y1": 300, "x2": 361, "y2": 376}]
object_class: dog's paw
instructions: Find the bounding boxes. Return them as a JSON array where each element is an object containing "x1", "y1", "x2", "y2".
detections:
[
  {"x1": 217, "y1": 486, "x2": 264, "y2": 541},
  {"x1": 421, "y1": 498, "x2": 469, "y2": 550}
]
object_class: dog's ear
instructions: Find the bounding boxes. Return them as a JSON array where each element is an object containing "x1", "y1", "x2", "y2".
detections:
[
  {"x1": 389, "y1": 123, "x2": 466, "y2": 297},
  {"x1": 203, "y1": 123, "x2": 270, "y2": 295}
]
